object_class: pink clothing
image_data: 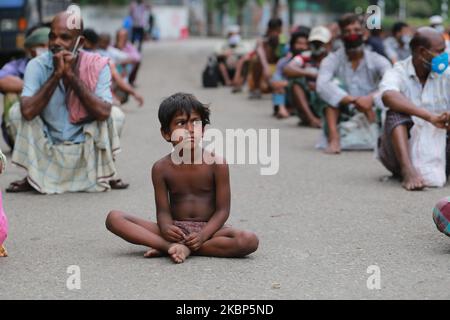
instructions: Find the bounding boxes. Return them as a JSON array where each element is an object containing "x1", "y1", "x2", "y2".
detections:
[
  {"x1": 67, "y1": 51, "x2": 110, "y2": 124},
  {"x1": 123, "y1": 43, "x2": 141, "y2": 63},
  {"x1": 0, "y1": 191, "x2": 8, "y2": 246}
]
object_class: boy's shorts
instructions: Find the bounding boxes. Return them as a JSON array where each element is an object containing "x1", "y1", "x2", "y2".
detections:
[{"x1": 173, "y1": 220, "x2": 230, "y2": 236}]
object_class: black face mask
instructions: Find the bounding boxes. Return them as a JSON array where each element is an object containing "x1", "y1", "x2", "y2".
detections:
[
  {"x1": 268, "y1": 35, "x2": 279, "y2": 48},
  {"x1": 343, "y1": 33, "x2": 364, "y2": 50},
  {"x1": 310, "y1": 43, "x2": 326, "y2": 57}
]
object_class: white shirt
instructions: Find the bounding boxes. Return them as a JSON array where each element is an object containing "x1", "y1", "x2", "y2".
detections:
[
  {"x1": 379, "y1": 56, "x2": 450, "y2": 114},
  {"x1": 317, "y1": 48, "x2": 391, "y2": 108}
]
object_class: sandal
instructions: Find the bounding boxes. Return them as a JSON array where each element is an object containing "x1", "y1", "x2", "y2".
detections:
[
  {"x1": 6, "y1": 178, "x2": 34, "y2": 193},
  {"x1": 109, "y1": 179, "x2": 130, "y2": 190}
]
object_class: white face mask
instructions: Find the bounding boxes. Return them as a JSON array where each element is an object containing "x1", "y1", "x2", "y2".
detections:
[
  {"x1": 35, "y1": 47, "x2": 48, "y2": 56},
  {"x1": 435, "y1": 25, "x2": 445, "y2": 34}
]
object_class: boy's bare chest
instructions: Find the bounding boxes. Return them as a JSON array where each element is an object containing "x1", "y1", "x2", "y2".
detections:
[{"x1": 165, "y1": 165, "x2": 215, "y2": 194}]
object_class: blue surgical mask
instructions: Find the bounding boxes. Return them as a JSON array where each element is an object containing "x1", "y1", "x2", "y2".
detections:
[{"x1": 431, "y1": 52, "x2": 449, "y2": 74}]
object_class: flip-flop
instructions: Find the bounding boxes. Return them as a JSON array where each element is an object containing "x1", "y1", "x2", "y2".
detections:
[
  {"x1": 109, "y1": 179, "x2": 130, "y2": 190},
  {"x1": 6, "y1": 178, "x2": 33, "y2": 193}
]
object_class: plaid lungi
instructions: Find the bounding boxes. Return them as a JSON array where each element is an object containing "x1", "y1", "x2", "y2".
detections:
[
  {"x1": 8, "y1": 102, "x2": 125, "y2": 194},
  {"x1": 378, "y1": 110, "x2": 450, "y2": 176}
]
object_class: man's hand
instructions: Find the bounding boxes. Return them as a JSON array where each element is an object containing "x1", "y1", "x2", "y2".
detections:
[
  {"x1": 428, "y1": 112, "x2": 449, "y2": 129},
  {"x1": 354, "y1": 95, "x2": 374, "y2": 113},
  {"x1": 161, "y1": 224, "x2": 186, "y2": 243},
  {"x1": 184, "y1": 232, "x2": 205, "y2": 252},
  {"x1": 133, "y1": 92, "x2": 144, "y2": 107},
  {"x1": 52, "y1": 51, "x2": 65, "y2": 78},
  {"x1": 62, "y1": 52, "x2": 77, "y2": 78}
]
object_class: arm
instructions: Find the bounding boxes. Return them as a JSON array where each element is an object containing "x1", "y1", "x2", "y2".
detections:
[
  {"x1": 185, "y1": 161, "x2": 231, "y2": 251},
  {"x1": 283, "y1": 61, "x2": 318, "y2": 79},
  {"x1": 64, "y1": 55, "x2": 111, "y2": 121},
  {"x1": 0, "y1": 76, "x2": 23, "y2": 94},
  {"x1": 110, "y1": 61, "x2": 144, "y2": 106},
  {"x1": 255, "y1": 39, "x2": 270, "y2": 77},
  {"x1": 151, "y1": 162, "x2": 185, "y2": 243},
  {"x1": 316, "y1": 53, "x2": 356, "y2": 108},
  {"x1": 382, "y1": 90, "x2": 445, "y2": 126}
]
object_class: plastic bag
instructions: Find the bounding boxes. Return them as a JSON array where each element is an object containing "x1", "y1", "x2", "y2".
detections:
[{"x1": 410, "y1": 116, "x2": 447, "y2": 187}]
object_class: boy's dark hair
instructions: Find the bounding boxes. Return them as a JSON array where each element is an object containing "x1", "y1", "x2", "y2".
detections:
[
  {"x1": 158, "y1": 93, "x2": 211, "y2": 133},
  {"x1": 338, "y1": 13, "x2": 363, "y2": 31},
  {"x1": 392, "y1": 22, "x2": 408, "y2": 36},
  {"x1": 83, "y1": 28, "x2": 99, "y2": 45},
  {"x1": 268, "y1": 18, "x2": 283, "y2": 31}
]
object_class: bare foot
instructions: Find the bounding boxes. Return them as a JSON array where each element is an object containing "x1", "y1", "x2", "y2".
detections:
[
  {"x1": 276, "y1": 106, "x2": 290, "y2": 119},
  {"x1": 325, "y1": 139, "x2": 341, "y2": 154},
  {"x1": 144, "y1": 248, "x2": 162, "y2": 258},
  {"x1": 168, "y1": 244, "x2": 191, "y2": 264},
  {"x1": 401, "y1": 167, "x2": 425, "y2": 191}
]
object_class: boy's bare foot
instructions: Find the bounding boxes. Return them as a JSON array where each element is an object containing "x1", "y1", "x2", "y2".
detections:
[
  {"x1": 168, "y1": 244, "x2": 191, "y2": 264},
  {"x1": 401, "y1": 167, "x2": 425, "y2": 191},
  {"x1": 0, "y1": 245, "x2": 7, "y2": 257},
  {"x1": 144, "y1": 248, "x2": 162, "y2": 258},
  {"x1": 325, "y1": 139, "x2": 341, "y2": 154},
  {"x1": 276, "y1": 106, "x2": 290, "y2": 119}
]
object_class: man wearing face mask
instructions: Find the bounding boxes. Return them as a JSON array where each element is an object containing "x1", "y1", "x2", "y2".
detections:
[
  {"x1": 316, "y1": 13, "x2": 391, "y2": 154},
  {"x1": 249, "y1": 18, "x2": 288, "y2": 99},
  {"x1": 430, "y1": 15, "x2": 450, "y2": 54},
  {"x1": 384, "y1": 22, "x2": 412, "y2": 64},
  {"x1": 379, "y1": 27, "x2": 450, "y2": 191},
  {"x1": 0, "y1": 26, "x2": 50, "y2": 149},
  {"x1": 6, "y1": 12, "x2": 128, "y2": 194},
  {"x1": 215, "y1": 25, "x2": 250, "y2": 88}
]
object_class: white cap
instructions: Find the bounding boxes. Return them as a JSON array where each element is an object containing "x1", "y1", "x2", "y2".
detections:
[
  {"x1": 430, "y1": 15, "x2": 444, "y2": 25},
  {"x1": 227, "y1": 25, "x2": 240, "y2": 34},
  {"x1": 308, "y1": 26, "x2": 332, "y2": 44}
]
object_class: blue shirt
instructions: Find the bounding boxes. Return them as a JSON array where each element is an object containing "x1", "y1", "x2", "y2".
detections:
[
  {"x1": 21, "y1": 51, "x2": 112, "y2": 144},
  {"x1": 0, "y1": 58, "x2": 28, "y2": 81}
]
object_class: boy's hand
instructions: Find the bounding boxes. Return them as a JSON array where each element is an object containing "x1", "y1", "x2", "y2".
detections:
[
  {"x1": 161, "y1": 224, "x2": 186, "y2": 243},
  {"x1": 185, "y1": 232, "x2": 205, "y2": 251}
]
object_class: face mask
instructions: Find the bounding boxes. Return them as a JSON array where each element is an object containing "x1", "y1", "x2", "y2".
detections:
[
  {"x1": 401, "y1": 35, "x2": 412, "y2": 45},
  {"x1": 423, "y1": 50, "x2": 449, "y2": 74},
  {"x1": 343, "y1": 33, "x2": 364, "y2": 50},
  {"x1": 310, "y1": 42, "x2": 326, "y2": 57},
  {"x1": 228, "y1": 34, "x2": 241, "y2": 47},
  {"x1": 435, "y1": 25, "x2": 445, "y2": 34},
  {"x1": 35, "y1": 47, "x2": 48, "y2": 56},
  {"x1": 268, "y1": 35, "x2": 279, "y2": 48}
]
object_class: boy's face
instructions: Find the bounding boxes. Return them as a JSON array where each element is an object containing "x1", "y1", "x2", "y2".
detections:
[{"x1": 162, "y1": 110, "x2": 204, "y2": 150}]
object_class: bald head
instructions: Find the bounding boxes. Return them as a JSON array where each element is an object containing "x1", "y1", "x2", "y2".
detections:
[
  {"x1": 52, "y1": 11, "x2": 84, "y2": 36},
  {"x1": 410, "y1": 27, "x2": 445, "y2": 53}
]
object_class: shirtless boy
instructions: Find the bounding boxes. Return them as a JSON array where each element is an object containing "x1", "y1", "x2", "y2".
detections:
[{"x1": 105, "y1": 93, "x2": 259, "y2": 263}]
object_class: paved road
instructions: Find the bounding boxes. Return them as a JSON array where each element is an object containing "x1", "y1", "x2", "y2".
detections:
[{"x1": 1, "y1": 39, "x2": 449, "y2": 300}]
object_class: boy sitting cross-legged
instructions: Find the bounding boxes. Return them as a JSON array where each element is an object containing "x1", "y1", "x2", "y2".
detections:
[{"x1": 105, "y1": 93, "x2": 259, "y2": 263}]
